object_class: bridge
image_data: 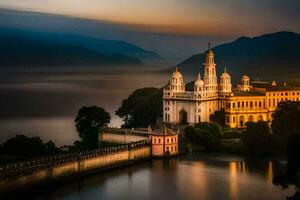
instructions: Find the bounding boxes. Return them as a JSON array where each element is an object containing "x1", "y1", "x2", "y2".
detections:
[
  {"x1": 0, "y1": 128, "x2": 151, "y2": 193},
  {"x1": 100, "y1": 127, "x2": 150, "y2": 143}
]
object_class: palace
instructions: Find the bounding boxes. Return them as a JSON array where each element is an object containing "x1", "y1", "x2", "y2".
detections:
[{"x1": 163, "y1": 47, "x2": 300, "y2": 128}]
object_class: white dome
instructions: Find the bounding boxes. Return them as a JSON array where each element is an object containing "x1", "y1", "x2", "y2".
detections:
[
  {"x1": 242, "y1": 75, "x2": 250, "y2": 80},
  {"x1": 206, "y1": 49, "x2": 214, "y2": 57},
  {"x1": 220, "y1": 72, "x2": 231, "y2": 79},
  {"x1": 194, "y1": 73, "x2": 204, "y2": 86},
  {"x1": 194, "y1": 79, "x2": 204, "y2": 86},
  {"x1": 172, "y1": 67, "x2": 183, "y2": 78}
]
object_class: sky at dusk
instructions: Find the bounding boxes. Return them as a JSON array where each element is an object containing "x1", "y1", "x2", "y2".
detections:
[{"x1": 0, "y1": 0, "x2": 299, "y2": 37}]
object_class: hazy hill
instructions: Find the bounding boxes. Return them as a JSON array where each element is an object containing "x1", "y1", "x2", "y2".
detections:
[
  {"x1": 0, "y1": 28, "x2": 161, "y2": 67},
  {"x1": 171, "y1": 32, "x2": 300, "y2": 82}
]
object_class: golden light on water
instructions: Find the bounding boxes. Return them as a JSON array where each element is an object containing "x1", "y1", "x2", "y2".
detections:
[
  {"x1": 267, "y1": 161, "x2": 273, "y2": 183},
  {"x1": 229, "y1": 162, "x2": 238, "y2": 200}
]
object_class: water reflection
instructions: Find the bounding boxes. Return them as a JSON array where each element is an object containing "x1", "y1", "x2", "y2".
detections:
[
  {"x1": 267, "y1": 161, "x2": 273, "y2": 183},
  {"x1": 0, "y1": 67, "x2": 193, "y2": 144},
  {"x1": 12, "y1": 154, "x2": 293, "y2": 200},
  {"x1": 229, "y1": 162, "x2": 238, "y2": 200}
]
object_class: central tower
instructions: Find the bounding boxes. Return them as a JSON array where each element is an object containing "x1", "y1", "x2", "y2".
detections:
[{"x1": 203, "y1": 44, "x2": 218, "y2": 98}]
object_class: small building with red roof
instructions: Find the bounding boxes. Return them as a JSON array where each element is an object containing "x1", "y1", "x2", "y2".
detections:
[{"x1": 150, "y1": 126, "x2": 179, "y2": 157}]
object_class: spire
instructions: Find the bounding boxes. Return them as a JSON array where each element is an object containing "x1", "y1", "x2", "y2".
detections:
[
  {"x1": 224, "y1": 66, "x2": 227, "y2": 73},
  {"x1": 208, "y1": 42, "x2": 211, "y2": 50},
  {"x1": 197, "y1": 73, "x2": 201, "y2": 80},
  {"x1": 175, "y1": 66, "x2": 178, "y2": 72}
]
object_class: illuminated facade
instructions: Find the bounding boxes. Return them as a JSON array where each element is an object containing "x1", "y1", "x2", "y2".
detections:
[
  {"x1": 150, "y1": 126, "x2": 179, "y2": 157},
  {"x1": 163, "y1": 47, "x2": 300, "y2": 128}
]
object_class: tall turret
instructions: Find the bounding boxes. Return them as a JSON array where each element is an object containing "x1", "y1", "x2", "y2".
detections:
[
  {"x1": 240, "y1": 75, "x2": 250, "y2": 91},
  {"x1": 194, "y1": 73, "x2": 204, "y2": 96},
  {"x1": 170, "y1": 67, "x2": 185, "y2": 92},
  {"x1": 203, "y1": 44, "x2": 218, "y2": 97},
  {"x1": 219, "y1": 67, "x2": 232, "y2": 95}
]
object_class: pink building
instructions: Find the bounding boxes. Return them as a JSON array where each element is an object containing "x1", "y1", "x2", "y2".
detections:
[{"x1": 150, "y1": 126, "x2": 179, "y2": 157}]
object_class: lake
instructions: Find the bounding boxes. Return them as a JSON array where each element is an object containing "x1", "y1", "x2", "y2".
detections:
[
  {"x1": 0, "y1": 66, "x2": 196, "y2": 145},
  {"x1": 13, "y1": 153, "x2": 294, "y2": 200}
]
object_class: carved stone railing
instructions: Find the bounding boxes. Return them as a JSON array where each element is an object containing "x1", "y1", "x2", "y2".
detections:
[
  {"x1": 101, "y1": 128, "x2": 150, "y2": 137},
  {"x1": 0, "y1": 140, "x2": 150, "y2": 179}
]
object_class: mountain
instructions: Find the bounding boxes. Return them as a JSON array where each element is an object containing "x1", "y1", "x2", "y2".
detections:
[
  {"x1": 170, "y1": 32, "x2": 300, "y2": 82},
  {"x1": 0, "y1": 28, "x2": 161, "y2": 67}
]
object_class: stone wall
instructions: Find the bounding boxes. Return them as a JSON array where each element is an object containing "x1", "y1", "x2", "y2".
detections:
[
  {"x1": 0, "y1": 141, "x2": 151, "y2": 193},
  {"x1": 100, "y1": 128, "x2": 150, "y2": 144}
]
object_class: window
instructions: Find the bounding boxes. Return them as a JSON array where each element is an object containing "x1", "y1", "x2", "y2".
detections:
[
  {"x1": 167, "y1": 138, "x2": 169, "y2": 143},
  {"x1": 233, "y1": 116, "x2": 236, "y2": 123},
  {"x1": 259, "y1": 101, "x2": 262, "y2": 107},
  {"x1": 158, "y1": 139, "x2": 161, "y2": 143},
  {"x1": 233, "y1": 103, "x2": 235, "y2": 108},
  {"x1": 154, "y1": 138, "x2": 156, "y2": 143},
  {"x1": 171, "y1": 138, "x2": 173, "y2": 143},
  {"x1": 250, "y1": 101, "x2": 253, "y2": 108}
]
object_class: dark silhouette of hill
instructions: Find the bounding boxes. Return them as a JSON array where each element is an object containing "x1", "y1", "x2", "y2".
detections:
[
  {"x1": 169, "y1": 32, "x2": 300, "y2": 82},
  {"x1": 0, "y1": 28, "x2": 161, "y2": 67}
]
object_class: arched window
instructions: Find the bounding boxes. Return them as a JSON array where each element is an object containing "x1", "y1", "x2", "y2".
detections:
[
  {"x1": 239, "y1": 115, "x2": 245, "y2": 127},
  {"x1": 257, "y1": 115, "x2": 263, "y2": 121},
  {"x1": 248, "y1": 115, "x2": 254, "y2": 122}
]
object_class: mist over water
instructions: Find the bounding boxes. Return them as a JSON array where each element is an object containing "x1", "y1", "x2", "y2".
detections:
[{"x1": 0, "y1": 65, "x2": 195, "y2": 145}]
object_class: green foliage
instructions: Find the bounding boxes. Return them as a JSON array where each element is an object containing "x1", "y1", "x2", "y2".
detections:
[
  {"x1": 75, "y1": 106, "x2": 111, "y2": 149},
  {"x1": 286, "y1": 132, "x2": 300, "y2": 174},
  {"x1": 185, "y1": 81, "x2": 195, "y2": 91},
  {"x1": 116, "y1": 87, "x2": 163, "y2": 128},
  {"x1": 184, "y1": 122, "x2": 222, "y2": 152},
  {"x1": 0, "y1": 135, "x2": 61, "y2": 157},
  {"x1": 242, "y1": 121, "x2": 275, "y2": 156},
  {"x1": 222, "y1": 131, "x2": 243, "y2": 139},
  {"x1": 209, "y1": 109, "x2": 226, "y2": 127},
  {"x1": 272, "y1": 101, "x2": 300, "y2": 136}
]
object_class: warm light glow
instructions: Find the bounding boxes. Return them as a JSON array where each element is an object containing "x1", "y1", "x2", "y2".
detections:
[
  {"x1": 0, "y1": 0, "x2": 298, "y2": 36},
  {"x1": 229, "y1": 162, "x2": 238, "y2": 200},
  {"x1": 267, "y1": 161, "x2": 273, "y2": 183}
]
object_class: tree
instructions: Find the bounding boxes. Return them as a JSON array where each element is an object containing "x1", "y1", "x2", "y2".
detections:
[
  {"x1": 272, "y1": 101, "x2": 300, "y2": 136},
  {"x1": 1, "y1": 135, "x2": 61, "y2": 157},
  {"x1": 75, "y1": 106, "x2": 111, "y2": 149},
  {"x1": 209, "y1": 109, "x2": 226, "y2": 127},
  {"x1": 45, "y1": 140, "x2": 61, "y2": 155},
  {"x1": 271, "y1": 101, "x2": 300, "y2": 200},
  {"x1": 116, "y1": 87, "x2": 162, "y2": 128},
  {"x1": 184, "y1": 122, "x2": 222, "y2": 152},
  {"x1": 242, "y1": 121, "x2": 271, "y2": 156}
]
